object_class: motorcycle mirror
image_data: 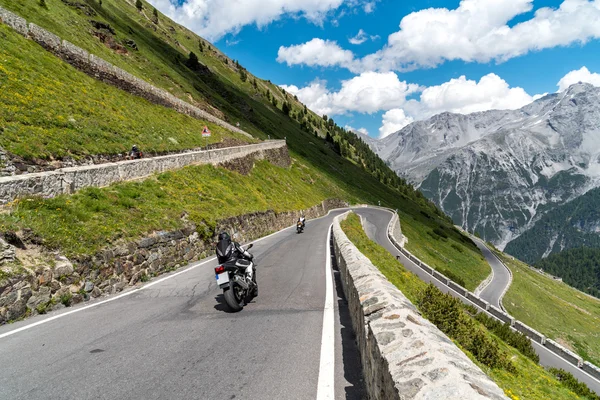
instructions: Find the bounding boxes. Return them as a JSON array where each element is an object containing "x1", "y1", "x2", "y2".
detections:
[{"x1": 247, "y1": 244, "x2": 254, "y2": 249}]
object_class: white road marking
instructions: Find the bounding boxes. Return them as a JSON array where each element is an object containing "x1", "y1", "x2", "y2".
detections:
[{"x1": 316, "y1": 224, "x2": 335, "y2": 400}]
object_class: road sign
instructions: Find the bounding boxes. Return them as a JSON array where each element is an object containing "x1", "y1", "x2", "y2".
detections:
[{"x1": 202, "y1": 126, "x2": 211, "y2": 137}]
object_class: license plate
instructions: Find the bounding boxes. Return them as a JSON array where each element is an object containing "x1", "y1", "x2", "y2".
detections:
[{"x1": 216, "y1": 273, "x2": 230, "y2": 286}]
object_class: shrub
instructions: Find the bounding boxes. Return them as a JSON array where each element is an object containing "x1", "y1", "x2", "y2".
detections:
[
  {"x1": 474, "y1": 312, "x2": 539, "y2": 363},
  {"x1": 433, "y1": 227, "x2": 449, "y2": 239},
  {"x1": 418, "y1": 284, "x2": 515, "y2": 372},
  {"x1": 39, "y1": 0, "x2": 47, "y2": 8},
  {"x1": 36, "y1": 303, "x2": 47, "y2": 314},
  {"x1": 135, "y1": 0, "x2": 143, "y2": 11},
  {"x1": 451, "y1": 243, "x2": 464, "y2": 253},
  {"x1": 60, "y1": 292, "x2": 72, "y2": 306},
  {"x1": 549, "y1": 368, "x2": 600, "y2": 400}
]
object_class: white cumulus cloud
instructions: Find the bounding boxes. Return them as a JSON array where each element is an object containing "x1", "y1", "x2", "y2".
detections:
[
  {"x1": 277, "y1": 38, "x2": 355, "y2": 68},
  {"x1": 280, "y1": 72, "x2": 420, "y2": 115},
  {"x1": 277, "y1": 0, "x2": 600, "y2": 72},
  {"x1": 349, "y1": 29, "x2": 368, "y2": 45},
  {"x1": 284, "y1": 72, "x2": 536, "y2": 138},
  {"x1": 345, "y1": 125, "x2": 370, "y2": 136},
  {"x1": 557, "y1": 66, "x2": 600, "y2": 91},
  {"x1": 405, "y1": 73, "x2": 534, "y2": 119},
  {"x1": 379, "y1": 109, "x2": 414, "y2": 138},
  {"x1": 147, "y1": 0, "x2": 376, "y2": 41}
]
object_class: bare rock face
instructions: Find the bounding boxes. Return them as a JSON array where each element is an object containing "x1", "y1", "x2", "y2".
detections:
[{"x1": 0, "y1": 238, "x2": 16, "y2": 265}]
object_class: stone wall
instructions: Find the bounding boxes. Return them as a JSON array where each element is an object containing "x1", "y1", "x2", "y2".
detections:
[
  {"x1": 0, "y1": 199, "x2": 348, "y2": 324},
  {"x1": 332, "y1": 212, "x2": 508, "y2": 400},
  {"x1": 0, "y1": 141, "x2": 288, "y2": 204},
  {"x1": 0, "y1": 5, "x2": 252, "y2": 139}
]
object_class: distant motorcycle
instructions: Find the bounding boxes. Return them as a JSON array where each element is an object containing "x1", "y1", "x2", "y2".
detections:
[
  {"x1": 214, "y1": 244, "x2": 257, "y2": 312},
  {"x1": 296, "y1": 221, "x2": 304, "y2": 234}
]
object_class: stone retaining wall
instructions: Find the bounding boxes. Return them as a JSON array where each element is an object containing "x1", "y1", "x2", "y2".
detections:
[
  {"x1": 0, "y1": 199, "x2": 348, "y2": 324},
  {"x1": 0, "y1": 5, "x2": 252, "y2": 139},
  {"x1": 332, "y1": 212, "x2": 507, "y2": 399},
  {"x1": 583, "y1": 362, "x2": 600, "y2": 381},
  {"x1": 487, "y1": 305, "x2": 514, "y2": 326},
  {"x1": 545, "y1": 339, "x2": 583, "y2": 367},
  {"x1": 513, "y1": 321, "x2": 546, "y2": 345},
  {"x1": 0, "y1": 141, "x2": 287, "y2": 204}
]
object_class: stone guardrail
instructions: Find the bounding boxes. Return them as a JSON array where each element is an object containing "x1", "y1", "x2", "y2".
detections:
[
  {"x1": 0, "y1": 6, "x2": 252, "y2": 139},
  {"x1": 332, "y1": 212, "x2": 508, "y2": 400},
  {"x1": 0, "y1": 141, "x2": 287, "y2": 204},
  {"x1": 387, "y1": 212, "x2": 600, "y2": 382}
]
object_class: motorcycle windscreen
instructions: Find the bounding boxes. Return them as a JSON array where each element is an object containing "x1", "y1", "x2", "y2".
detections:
[{"x1": 216, "y1": 241, "x2": 233, "y2": 260}]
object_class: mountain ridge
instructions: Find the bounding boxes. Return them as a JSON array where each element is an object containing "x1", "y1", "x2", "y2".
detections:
[{"x1": 367, "y1": 82, "x2": 600, "y2": 255}]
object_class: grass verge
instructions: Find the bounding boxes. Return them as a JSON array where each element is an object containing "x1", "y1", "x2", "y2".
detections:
[
  {"x1": 493, "y1": 247, "x2": 600, "y2": 366},
  {"x1": 341, "y1": 212, "x2": 591, "y2": 400}
]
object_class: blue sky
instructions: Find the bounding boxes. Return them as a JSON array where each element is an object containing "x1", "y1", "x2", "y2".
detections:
[{"x1": 151, "y1": 0, "x2": 600, "y2": 138}]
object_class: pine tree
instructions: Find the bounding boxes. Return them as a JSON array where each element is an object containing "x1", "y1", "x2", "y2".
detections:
[
  {"x1": 282, "y1": 102, "x2": 290, "y2": 116},
  {"x1": 239, "y1": 69, "x2": 248, "y2": 82},
  {"x1": 199, "y1": 41, "x2": 204, "y2": 53},
  {"x1": 152, "y1": 7, "x2": 159, "y2": 23},
  {"x1": 186, "y1": 51, "x2": 200, "y2": 71},
  {"x1": 135, "y1": 0, "x2": 143, "y2": 11},
  {"x1": 272, "y1": 97, "x2": 278, "y2": 107}
]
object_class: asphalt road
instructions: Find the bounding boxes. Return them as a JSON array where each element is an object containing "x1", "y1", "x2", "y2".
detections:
[
  {"x1": 353, "y1": 207, "x2": 600, "y2": 396},
  {"x1": 473, "y1": 238, "x2": 512, "y2": 309},
  {"x1": 0, "y1": 209, "x2": 365, "y2": 400}
]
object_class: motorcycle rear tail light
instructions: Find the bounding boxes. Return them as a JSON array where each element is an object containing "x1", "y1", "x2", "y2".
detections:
[{"x1": 215, "y1": 265, "x2": 225, "y2": 274}]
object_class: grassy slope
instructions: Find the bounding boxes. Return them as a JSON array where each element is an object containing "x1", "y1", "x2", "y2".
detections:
[
  {"x1": 0, "y1": 24, "x2": 251, "y2": 160},
  {"x1": 0, "y1": 159, "x2": 350, "y2": 257},
  {"x1": 0, "y1": 0, "x2": 490, "y2": 287},
  {"x1": 401, "y1": 212, "x2": 489, "y2": 291},
  {"x1": 340, "y1": 213, "x2": 583, "y2": 400},
  {"x1": 493, "y1": 248, "x2": 600, "y2": 366}
]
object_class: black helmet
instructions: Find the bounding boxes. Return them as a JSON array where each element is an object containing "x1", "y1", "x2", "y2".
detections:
[{"x1": 218, "y1": 232, "x2": 230, "y2": 241}]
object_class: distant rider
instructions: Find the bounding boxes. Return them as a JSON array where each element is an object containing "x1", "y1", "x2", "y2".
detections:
[
  {"x1": 216, "y1": 232, "x2": 257, "y2": 293},
  {"x1": 129, "y1": 145, "x2": 143, "y2": 160},
  {"x1": 299, "y1": 215, "x2": 306, "y2": 228}
]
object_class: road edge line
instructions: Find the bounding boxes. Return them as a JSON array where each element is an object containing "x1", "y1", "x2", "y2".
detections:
[{"x1": 316, "y1": 224, "x2": 335, "y2": 400}]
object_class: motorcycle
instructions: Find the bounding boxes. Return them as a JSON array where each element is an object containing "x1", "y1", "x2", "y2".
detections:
[
  {"x1": 296, "y1": 221, "x2": 304, "y2": 234},
  {"x1": 214, "y1": 244, "x2": 257, "y2": 312}
]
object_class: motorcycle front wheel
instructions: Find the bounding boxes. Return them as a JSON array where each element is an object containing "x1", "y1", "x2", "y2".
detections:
[{"x1": 223, "y1": 283, "x2": 245, "y2": 312}]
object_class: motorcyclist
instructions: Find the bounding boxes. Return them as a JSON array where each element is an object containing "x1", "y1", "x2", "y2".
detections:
[
  {"x1": 299, "y1": 215, "x2": 306, "y2": 228},
  {"x1": 216, "y1": 232, "x2": 257, "y2": 293},
  {"x1": 129, "y1": 145, "x2": 143, "y2": 160}
]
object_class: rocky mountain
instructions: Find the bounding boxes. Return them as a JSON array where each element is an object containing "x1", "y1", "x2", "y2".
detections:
[
  {"x1": 371, "y1": 83, "x2": 600, "y2": 255},
  {"x1": 505, "y1": 186, "x2": 600, "y2": 264}
]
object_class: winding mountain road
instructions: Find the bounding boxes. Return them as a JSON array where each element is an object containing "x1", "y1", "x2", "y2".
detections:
[
  {"x1": 0, "y1": 207, "x2": 598, "y2": 398},
  {"x1": 473, "y1": 238, "x2": 512, "y2": 310}
]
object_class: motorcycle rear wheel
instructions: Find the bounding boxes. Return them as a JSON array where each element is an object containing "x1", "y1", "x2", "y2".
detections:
[{"x1": 223, "y1": 284, "x2": 245, "y2": 312}]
